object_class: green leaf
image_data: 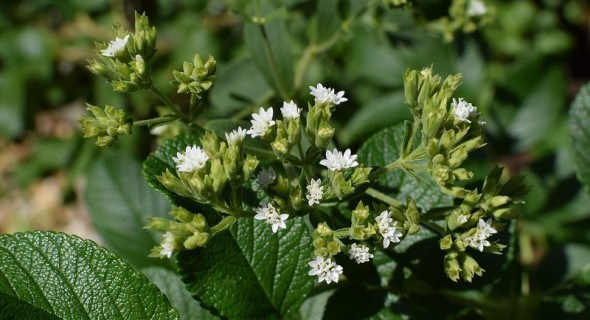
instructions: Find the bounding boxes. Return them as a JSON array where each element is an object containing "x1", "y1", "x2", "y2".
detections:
[
  {"x1": 0, "y1": 292, "x2": 60, "y2": 319},
  {"x1": 569, "y1": 82, "x2": 590, "y2": 189},
  {"x1": 142, "y1": 267, "x2": 216, "y2": 320},
  {"x1": 0, "y1": 232, "x2": 179, "y2": 319},
  {"x1": 357, "y1": 124, "x2": 453, "y2": 211},
  {"x1": 244, "y1": 3, "x2": 294, "y2": 99},
  {"x1": 0, "y1": 70, "x2": 24, "y2": 138},
  {"x1": 297, "y1": 290, "x2": 334, "y2": 320},
  {"x1": 314, "y1": 0, "x2": 341, "y2": 44},
  {"x1": 86, "y1": 150, "x2": 171, "y2": 269},
  {"x1": 509, "y1": 67, "x2": 566, "y2": 151},
  {"x1": 339, "y1": 92, "x2": 411, "y2": 145},
  {"x1": 178, "y1": 217, "x2": 314, "y2": 319}
]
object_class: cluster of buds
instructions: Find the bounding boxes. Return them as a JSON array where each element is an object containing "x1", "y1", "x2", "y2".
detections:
[
  {"x1": 87, "y1": 12, "x2": 156, "y2": 92},
  {"x1": 170, "y1": 54, "x2": 217, "y2": 98},
  {"x1": 80, "y1": 104, "x2": 132, "y2": 146},
  {"x1": 146, "y1": 206, "x2": 211, "y2": 258},
  {"x1": 430, "y1": 0, "x2": 492, "y2": 41}
]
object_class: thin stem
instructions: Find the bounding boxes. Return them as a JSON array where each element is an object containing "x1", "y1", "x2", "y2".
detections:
[
  {"x1": 149, "y1": 86, "x2": 205, "y2": 134},
  {"x1": 133, "y1": 115, "x2": 176, "y2": 127},
  {"x1": 333, "y1": 228, "x2": 351, "y2": 238},
  {"x1": 365, "y1": 187, "x2": 402, "y2": 208},
  {"x1": 210, "y1": 216, "x2": 238, "y2": 235}
]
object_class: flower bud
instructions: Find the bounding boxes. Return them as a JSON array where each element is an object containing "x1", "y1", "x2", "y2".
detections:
[
  {"x1": 157, "y1": 170, "x2": 192, "y2": 197},
  {"x1": 440, "y1": 235, "x2": 453, "y2": 250},
  {"x1": 316, "y1": 222, "x2": 333, "y2": 237},
  {"x1": 242, "y1": 155, "x2": 259, "y2": 180},
  {"x1": 444, "y1": 253, "x2": 461, "y2": 282},
  {"x1": 351, "y1": 201, "x2": 370, "y2": 225},
  {"x1": 183, "y1": 232, "x2": 211, "y2": 249},
  {"x1": 460, "y1": 254, "x2": 484, "y2": 282}
]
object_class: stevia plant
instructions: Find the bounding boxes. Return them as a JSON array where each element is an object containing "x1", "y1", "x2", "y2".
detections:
[{"x1": 1, "y1": 2, "x2": 590, "y2": 319}]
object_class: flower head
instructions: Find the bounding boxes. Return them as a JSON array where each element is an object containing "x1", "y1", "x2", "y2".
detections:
[
  {"x1": 467, "y1": 0, "x2": 487, "y2": 16},
  {"x1": 348, "y1": 243, "x2": 373, "y2": 264},
  {"x1": 101, "y1": 34, "x2": 130, "y2": 57},
  {"x1": 256, "y1": 168, "x2": 276, "y2": 189},
  {"x1": 247, "y1": 107, "x2": 275, "y2": 138},
  {"x1": 306, "y1": 178, "x2": 323, "y2": 206},
  {"x1": 464, "y1": 218, "x2": 497, "y2": 252},
  {"x1": 319, "y1": 148, "x2": 359, "y2": 171},
  {"x1": 308, "y1": 255, "x2": 343, "y2": 284},
  {"x1": 160, "y1": 232, "x2": 176, "y2": 258},
  {"x1": 225, "y1": 127, "x2": 247, "y2": 144},
  {"x1": 375, "y1": 210, "x2": 403, "y2": 248},
  {"x1": 309, "y1": 83, "x2": 348, "y2": 105},
  {"x1": 254, "y1": 202, "x2": 288, "y2": 233},
  {"x1": 452, "y1": 98, "x2": 478, "y2": 123},
  {"x1": 173, "y1": 145, "x2": 209, "y2": 172},
  {"x1": 281, "y1": 100, "x2": 301, "y2": 119}
]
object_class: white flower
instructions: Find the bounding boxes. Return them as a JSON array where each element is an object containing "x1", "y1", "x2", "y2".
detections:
[
  {"x1": 308, "y1": 256, "x2": 343, "y2": 284},
  {"x1": 452, "y1": 98, "x2": 479, "y2": 123},
  {"x1": 306, "y1": 178, "x2": 323, "y2": 206},
  {"x1": 225, "y1": 127, "x2": 247, "y2": 144},
  {"x1": 281, "y1": 100, "x2": 301, "y2": 119},
  {"x1": 375, "y1": 210, "x2": 403, "y2": 248},
  {"x1": 254, "y1": 202, "x2": 288, "y2": 233},
  {"x1": 309, "y1": 83, "x2": 348, "y2": 105},
  {"x1": 319, "y1": 148, "x2": 359, "y2": 171},
  {"x1": 465, "y1": 218, "x2": 497, "y2": 252},
  {"x1": 348, "y1": 243, "x2": 373, "y2": 264},
  {"x1": 247, "y1": 107, "x2": 275, "y2": 138},
  {"x1": 173, "y1": 145, "x2": 209, "y2": 172},
  {"x1": 101, "y1": 34, "x2": 130, "y2": 57},
  {"x1": 160, "y1": 232, "x2": 176, "y2": 258},
  {"x1": 256, "y1": 168, "x2": 276, "y2": 188},
  {"x1": 467, "y1": 0, "x2": 487, "y2": 16}
]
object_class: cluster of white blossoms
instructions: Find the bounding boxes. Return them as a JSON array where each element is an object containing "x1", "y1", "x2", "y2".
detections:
[
  {"x1": 173, "y1": 145, "x2": 209, "y2": 172},
  {"x1": 309, "y1": 83, "x2": 348, "y2": 105},
  {"x1": 464, "y1": 218, "x2": 497, "y2": 252},
  {"x1": 225, "y1": 127, "x2": 247, "y2": 144},
  {"x1": 467, "y1": 0, "x2": 487, "y2": 17},
  {"x1": 319, "y1": 148, "x2": 359, "y2": 171},
  {"x1": 306, "y1": 178, "x2": 323, "y2": 206},
  {"x1": 348, "y1": 243, "x2": 373, "y2": 264},
  {"x1": 160, "y1": 232, "x2": 176, "y2": 258},
  {"x1": 280, "y1": 100, "x2": 301, "y2": 120},
  {"x1": 375, "y1": 210, "x2": 403, "y2": 248},
  {"x1": 101, "y1": 34, "x2": 130, "y2": 57},
  {"x1": 256, "y1": 168, "x2": 276, "y2": 189},
  {"x1": 308, "y1": 256, "x2": 344, "y2": 284},
  {"x1": 254, "y1": 202, "x2": 289, "y2": 233},
  {"x1": 247, "y1": 107, "x2": 276, "y2": 138},
  {"x1": 452, "y1": 98, "x2": 479, "y2": 123}
]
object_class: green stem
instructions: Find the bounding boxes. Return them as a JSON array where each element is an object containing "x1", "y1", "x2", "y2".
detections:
[
  {"x1": 365, "y1": 187, "x2": 402, "y2": 208},
  {"x1": 133, "y1": 115, "x2": 176, "y2": 127},
  {"x1": 210, "y1": 216, "x2": 238, "y2": 235},
  {"x1": 253, "y1": 0, "x2": 290, "y2": 100},
  {"x1": 149, "y1": 86, "x2": 205, "y2": 134},
  {"x1": 333, "y1": 228, "x2": 351, "y2": 238}
]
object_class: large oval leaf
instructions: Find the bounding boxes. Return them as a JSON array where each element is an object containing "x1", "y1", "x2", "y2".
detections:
[
  {"x1": 357, "y1": 124, "x2": 453, "y2": 211},
  {"x1": 178, "y1": 217, "x2": 314, "y2": 319},
  {"x1": 569, "y1": 82, "x2": 590, "y2": 189},
  {"x1": 0, "y1": 232, "x2": 178, "y2": 319},
  {"x1": 86, "y1": 151, "x2": 171, "y2": 269}
]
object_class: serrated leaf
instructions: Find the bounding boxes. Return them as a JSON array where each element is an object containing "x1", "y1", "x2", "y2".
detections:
[
  {"x1": 0, "y1": 232, "x2": 178, "y2": 319},
  {"x1": 142, "y1": 267, "x2": 216, "y2": 320},
  {"x1": 357, "y1": 124, "x2": 453, "y2": 211},
  {"x1": 569, "y1": 82, "x2": 590, "y2": 189},
  {"x1": 178, "y1": 217, "x2": 314, "y2": 319},
  {"x1": 85, "y1": 151, "x2": 171, "y2": 269}
]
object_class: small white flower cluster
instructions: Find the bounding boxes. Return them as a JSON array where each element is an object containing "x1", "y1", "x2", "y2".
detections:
[
  {"x1": 173, "y1": 145, "x2": 209, "y2": 172},
  {"x1": 467, "y1": 0, "x2": 487, "y2": 17},
  {"x1": 254, "y1": 202, "x2": 289, "y2": 233},
  {"x1": 308, "y1": 255, "x2": 343, "y2": 284},
  {"x1": 465, "y1": 218, "x2": 497, "y2": 252},
  {"x1": 225, "y1": 127, "x2": 247, "y2": 144},
  {"x1": 101, "y1": 34, "x2": 130, "y2": 57},
  {"x1": 348, "y1": 243, "x2": 373, "y2": 264},
  {"x1": 309, "y1": 83, "x2": 348, "y2": 105},
  {"x1": 247, "y1": 107, "x2": 276, "y2": 138},
  {"x1": 452, "y1": 98, "x2": 479, "y2": 123},
  {"x1": 320, "y1": 149, "x2": 359, "y2": 171},
  {"x1": 306, "y1": 178, "x2": 323, "y2": 206},
  {"x1": 375, "y1": 210, "x2": 403, "y2": 248},
  {"x1": 160, "y1": 232, "x2": 176, "y2": 258},
  {"x1": 281, "y1": 100, "x2": 301, "y2": 120},
  {"x1": 256, "y1": 168, "x2": 276, "y2": 189}
]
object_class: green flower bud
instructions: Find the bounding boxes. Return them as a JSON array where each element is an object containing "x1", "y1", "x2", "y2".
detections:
[
  {"x1": 285, "y1": 118, "x2": 301, "y2": 145},
  {"x1": 183, "y1": 232, "x2": 211, "y2": 249},
  {"x1": 405, "y1": 197, "x2": 420, "y2": 225},
  {"x1": 170, "y1": 54, "x2": 217, "y2": 98},
  {"x1": 352, "y1": 201, "x2": 370, "y2": 226},
  {"x1": 192, "y1": 213, "x2": 209, "y2": 231},
  {"x1": 132, "y1": 12, "x2": 157, "y2": 60},
  {"x1": 330, "y1": 171, "x2": 353, "y2": 200},
  {"x1": 316, "y1": 222, "x2": 333, "y2": 237},
  {"x1": 493, "y1": 207, "x2": 517, "y2": 219},
  {"x1": 403, "y1": 69, "x2": 420, "y2": 112},
  {"x1": 460, "y1": 254, "x2": 484, "y2": 282},
  {"x1": 315, "y1": 121, "x2": 335, "y2": 149},
  {"x1": 313, "y1": 238, "x2": 327, "y2": 248},
  {"x1": 447, "y1": 208, "x2": 468, "y2": 231},
  {"x1": 489, "y1": 195, "x2": 511, "y2": 208},
  {"x1": 157, "y1": 170, "x2": 192, "y2": 198},
  {"x1": 145, "y1": 217, "x2": 172, "y2": 232},
  {"x1": 444, "y1": 253, "x2": 461, "y2": 282},
  {"x1": 350, "y1": 167, "x2": 372, "y2": 186},
  {"x1": 327, "y1": 241, "x2": 341, "y2": 255},
  {"x1": 408, "y1": 224, "x2": 420, "y2": 234},
  {"x1": 170, "y1": 206, "x2": 194, "y2": 223},
  {"x1": 440, "y1": 235, "x2": 453, "y2": 250},
  {"x1": 242, "y1": 155, "x2": 259, "y2": 180},
  {"x1": 80, "y1": 104, "x2": 132, "y2": 147}
]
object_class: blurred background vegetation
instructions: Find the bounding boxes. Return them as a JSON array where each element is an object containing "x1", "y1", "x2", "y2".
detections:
[{"x1": 1, "y1": 0, "x2": 590, "y2": 317}]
